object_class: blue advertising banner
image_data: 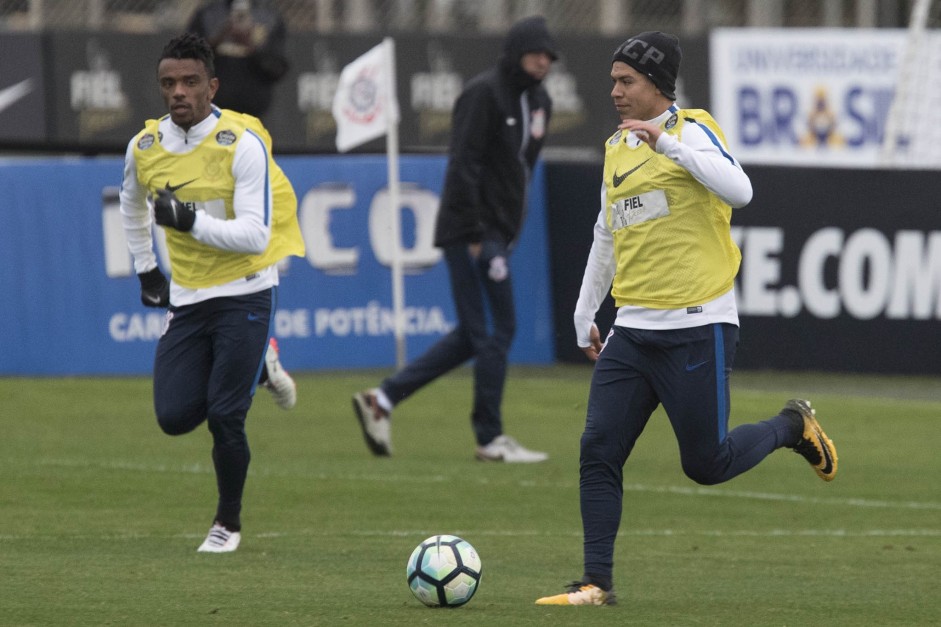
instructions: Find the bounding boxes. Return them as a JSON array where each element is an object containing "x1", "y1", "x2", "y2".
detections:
[{"x1": 0, "y1": 155, "x2": 553, "y2": 375}]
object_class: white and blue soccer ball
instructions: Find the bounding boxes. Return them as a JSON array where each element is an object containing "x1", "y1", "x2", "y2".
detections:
[{"x1": 406, "y1": 534, "x2": 482, "y2": 607}]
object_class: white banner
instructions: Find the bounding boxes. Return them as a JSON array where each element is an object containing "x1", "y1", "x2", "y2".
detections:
[
  {"x1": 331, "y1": 39, "x2": 400, "y2": 153},
  {"x1": 710, "y1": 28, "x2": 910, "y2": 168}
]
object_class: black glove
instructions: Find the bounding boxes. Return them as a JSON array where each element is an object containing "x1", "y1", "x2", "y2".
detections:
[
  {"x1": 154, "y1": 188, "x2": 196, "y2": 232},
  {"x1": 138, "y1": 267, "x2": 169, "y2": 308}
]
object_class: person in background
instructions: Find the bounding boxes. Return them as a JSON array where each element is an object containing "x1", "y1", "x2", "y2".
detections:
[
  {"x1": 352, "y1": 16, "x2": 557, "y2": 463},
  {"x1": 120, "y1": 33, "x2": 305, "y2": 552},
  {"x1": 535, "y1": 31, "x2": 838, "y2": 606},
  {"x1": 187, "y1": 0, "x2": 289, "y2": 120}
]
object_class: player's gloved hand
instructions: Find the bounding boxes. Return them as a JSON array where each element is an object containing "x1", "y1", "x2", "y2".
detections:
[
  {"x1": 154, "y1": 188, "x2": 196, "y2": 232},
  {"x1": 138, "y1": 267, "x2": 169, "y2": 308}
]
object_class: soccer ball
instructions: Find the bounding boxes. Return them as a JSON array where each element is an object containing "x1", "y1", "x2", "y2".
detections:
[{"x1": 406, "y1": 535, "x2": 482, "y2": 607}]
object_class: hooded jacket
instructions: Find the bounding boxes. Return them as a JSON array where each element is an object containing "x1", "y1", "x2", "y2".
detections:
[{"x1": 433, "y1": 16, "x2": 556, "y2": 248}]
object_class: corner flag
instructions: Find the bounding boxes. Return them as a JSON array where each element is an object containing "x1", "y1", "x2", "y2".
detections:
[
  {"x1": 332, "y1": 38, "x2": 400, "y2": 153},
  {"x1": 332, "y1": 38, "x2": 408, "y2": 368}
]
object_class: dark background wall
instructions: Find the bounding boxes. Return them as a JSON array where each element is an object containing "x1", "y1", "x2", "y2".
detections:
[
  {"x1": 0, "y1": 31, "x2": 710, "y2": 155},
  {"x1": 545, "y1": 162, "x2": 941, "y2": 374}
]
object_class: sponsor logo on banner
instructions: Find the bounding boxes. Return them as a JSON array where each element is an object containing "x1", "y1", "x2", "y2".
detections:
[
  {"x1": 297, "y1": 42, "x2": 340, "y2": 143},
  {"x1": 69, "y1": 38, "x2": 131, "y2": 139},
  {"x1": 710, "y1": 29, "x2": 906, "y2": 167},
  {"x1": 543, "y1": 61, "x2": 586, "y2": 134},
  {"x1": 733, "y1": 226, "x2": 941, "y2": 320},
  {"x1": 0, "y1": 78, "x2": 33, "y2": 114},
  {"x1": 410, "y1": 42, "x2": 462, "y2": 145}
]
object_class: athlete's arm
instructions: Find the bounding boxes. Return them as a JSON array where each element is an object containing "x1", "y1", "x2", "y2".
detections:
[
  {"x1": 119, "y1": 139, "x2": 159, "y2": 274},
  {"x1": 189, "y1": 130, "x2": 272, "y2": 254},
  {"x1": 656, "y1": 122, "x2": 752, "y2": 208},
  {"x1": 573, "y1": 184, "x2": 616, "y2": 356}
]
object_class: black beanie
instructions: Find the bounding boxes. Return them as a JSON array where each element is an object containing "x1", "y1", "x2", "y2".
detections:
[{"x1": 611, "y1": 31, "x2": 681, "y2": 100}]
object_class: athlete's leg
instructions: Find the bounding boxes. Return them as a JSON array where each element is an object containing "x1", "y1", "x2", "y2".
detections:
[
  {"x1": 381, "y1": 244, "x2": 479, "y2": 405},
  {"x1": 470, "y1": 237, "x2": 516, "y2": 445},
  {"x1": 653, "y1": 324, "x2": 801, "y2": 485},
  {"x1": 203, "y1": 290, "x2": 271, "y2": 531},
  {"x1": 580, "y1": 327, "x2": 659, "y2": 591},
  {"x1": 153, "y1": 304, "x2": 212, "y2": 435}
]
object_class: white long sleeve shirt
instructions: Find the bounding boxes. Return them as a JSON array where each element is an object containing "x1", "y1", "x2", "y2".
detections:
[
  {"x1": 574, "y1": 106, "x2": 752, "y2": 347},
  {"x1": 120, "y1": 107, "x2": 277, "y2": 306}
]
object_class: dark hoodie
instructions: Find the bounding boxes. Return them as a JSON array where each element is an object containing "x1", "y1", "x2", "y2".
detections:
[
  {"x1": 186, "y1": 0, "x2": 289, "y2": 119},
  {"x1": 433, "y1": 16, "x2": 557, "y2": 248}
]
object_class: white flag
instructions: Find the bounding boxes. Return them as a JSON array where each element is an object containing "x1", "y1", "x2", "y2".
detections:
[{"x1": 332, "y1": 39, "x2": 400, "y2": 153}]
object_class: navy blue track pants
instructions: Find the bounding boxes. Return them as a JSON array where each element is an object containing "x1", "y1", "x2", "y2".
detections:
[
  {"x1": 580, "y1": 323, "x2": 797, "y2": 588},
  {"x1": 382, "y1": 239, "x2": 515, "y2": 446},
  {"x1": 153, "y1": 288, "x2": 274, "y2": 530}
]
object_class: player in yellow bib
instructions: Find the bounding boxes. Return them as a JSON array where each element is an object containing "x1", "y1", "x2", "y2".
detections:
[
  {"x1": 119, "y1": 33, "x2": 305, "y2": 553},
  {"x1": 536, "y1": 31, "x2": 838, "y2": 607}
]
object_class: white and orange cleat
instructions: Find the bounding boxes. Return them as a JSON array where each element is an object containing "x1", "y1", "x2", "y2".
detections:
[
  {"x1": 536, "y1": 582, "x2": 616, "y2": 606},
  {"x1": 262, "y1": 337, "x2": 296, "y2": 410}
]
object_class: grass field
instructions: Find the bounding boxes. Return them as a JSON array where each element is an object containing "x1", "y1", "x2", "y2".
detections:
[{"x1": 1, "y1": 365, "x2": 939, "y2": 626}]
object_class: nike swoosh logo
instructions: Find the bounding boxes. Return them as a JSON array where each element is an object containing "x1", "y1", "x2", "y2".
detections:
[
  {"x1": 165, "y1": 178, "x2": 198, "y2": 193},
  {"x1": 143, "y1": 293, "x2": 164, "y2": 305},
  {"x1": 0, "y1": 79, "x2": 34, "y2": 115},
  {"x1": 612, "y1": 158, "x2": 651, "y2": 188},
  {"x1": 247, "y1": 313, "x2": 260, "y2": 321},
  {"x1": 685, "y1": 360, "x2": 709, "y2": 372},
  {"x1": 814, "y1": 425, "x2": 835, "y2": 475}
]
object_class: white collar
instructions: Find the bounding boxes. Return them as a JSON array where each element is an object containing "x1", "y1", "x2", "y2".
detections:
[{"x1": 162, "y1": 106, "x2": 221, "y2": 145}]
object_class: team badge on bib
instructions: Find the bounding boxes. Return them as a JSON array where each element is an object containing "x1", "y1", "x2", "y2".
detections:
[
  {"x1": 137, "y1": 134, "x2": 155, "y2": 150},
  {"x1": 215, "y1": 129, "x2": 236, "y2": 145}
]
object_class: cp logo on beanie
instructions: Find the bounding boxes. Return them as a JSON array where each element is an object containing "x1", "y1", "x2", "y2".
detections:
[{"x1": 612, "y1": 31, "x2": 682, "y2": 101}]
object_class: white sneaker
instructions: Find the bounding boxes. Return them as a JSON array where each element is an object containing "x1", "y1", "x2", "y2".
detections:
[
  {"x1": 475, "y1": 434, "x2": 548, "y2": 463},
  {"x1": 197, "y1": 523, "x2": 241, "y2": 553},
  {"x1": 262, "y1": 337, "x2": 296, "y2": 410},
  {"x1": 352, "y1": 389, "x2": 392, "y2": 456}
]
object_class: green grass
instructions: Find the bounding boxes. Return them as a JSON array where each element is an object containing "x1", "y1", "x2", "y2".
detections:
[{"x1": 1, "y1": 366, "x2": 939, "y2": 626}]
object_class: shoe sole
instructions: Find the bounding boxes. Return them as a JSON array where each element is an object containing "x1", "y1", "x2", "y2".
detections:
[{"x1": 352, "y1": 394, "x2": 391, "y2": 457}]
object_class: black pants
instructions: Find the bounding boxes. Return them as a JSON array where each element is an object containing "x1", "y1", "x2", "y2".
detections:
[
  {"x1": 381, "y1": 239, "x2": 516, "y2": 446},
  {"x1": 152, "y1": 288, "x2": 274, "y2": 531},
  {"x1": 580, "y1": 323, "x2": 797, "y2": 589}
]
